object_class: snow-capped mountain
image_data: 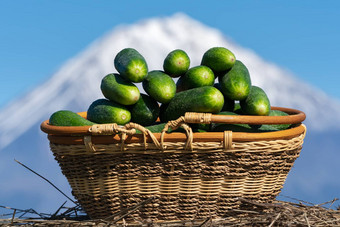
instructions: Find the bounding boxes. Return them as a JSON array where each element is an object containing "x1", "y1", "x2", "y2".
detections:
[{"x1": 1, "y1": 13, "x2": 339, "y2": 212}]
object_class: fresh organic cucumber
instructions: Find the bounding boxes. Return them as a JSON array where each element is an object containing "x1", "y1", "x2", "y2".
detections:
[
  {"x1": 219, "y1": 60, "x2": 251, "y2": 100},
  {"x1": 214, "y1": 83, "x2": 235, "y2": 111},
  {"x1": 201, "y1": 47, "x2": 236, "y2": 73},
  {"x1": 163, "y1": 49, "x2": 190, "y2": 77},
  {"x1": 175, "y1": 76, "x2": 185, "y2": 93},
  {"x1": 114, "y1": 48, "x2": 148, "y2": 83},
  {"x1": 135, "y1": 122, "x2": 182, "y2": 134},
  {"x1": 266, "y1": 109, "x2": 291, "y2": 130},
  {"x1": 189, "y1": 123, "x2": 210, "y2": 132},
  {"x1": 160, "y1": 86, "x2": 224, "y2": 122},
  {"x1": 129, "y1": 94, "x2": 160, "y2": 126},
  {"x1": 176, "y1": 66, "x2": 215, "y2": 92},
  {"x1": 49, "y1": 110, "x2": 95, "y2": 126},
  {"x1": 101, "y1": 73, "x2": 140, "y2": 105},
  {"x1": 240, "y1": 86, "x2": 271, "y2": 116},
  {"x1": 87, "y1": 99, "x2": 131, "y2": 125},
  {"x1": 142, "y1": 70, "x2": 176, "y2": 104},
  {"x1": 233, "y1": 102, "x2": 243, "y2": 114},
  {"x1": 135, "y1": 122, "x2": 166, "y2": 134}
]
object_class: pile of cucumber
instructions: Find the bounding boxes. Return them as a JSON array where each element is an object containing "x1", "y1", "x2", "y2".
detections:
[{"x1": 49, "y1": 47, "x2": 290, "y2": 132}]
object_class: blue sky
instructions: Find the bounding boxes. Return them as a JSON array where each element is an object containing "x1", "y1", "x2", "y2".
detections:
[{"x1": 0, "y1": 1, "x2": 340, "y2": 109}]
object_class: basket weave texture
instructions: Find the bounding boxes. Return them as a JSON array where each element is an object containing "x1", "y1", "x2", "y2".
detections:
[{"x1": 42, "y1": 109, "x2": 306, "y2": 221}]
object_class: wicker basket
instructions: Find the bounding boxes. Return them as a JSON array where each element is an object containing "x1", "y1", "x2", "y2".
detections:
[{"x1": 41, "y1": 106, "x2": 306, "y2": 221}]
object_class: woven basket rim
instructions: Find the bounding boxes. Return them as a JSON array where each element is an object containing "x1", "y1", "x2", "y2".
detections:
[
  {"x1": 41, "y1": 106, "x2": 306, "y2": 145},
  {"x1": 41, "y1": 106, "x2": 305, "y2": 135},
  {"x1": 46, "y1": 124, "x2": 305, "y2": 145}
]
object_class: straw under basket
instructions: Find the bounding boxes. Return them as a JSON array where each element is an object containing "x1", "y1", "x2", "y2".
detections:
[{"x1": 41, "y1": 106, "x2": 306, "y2": 221}]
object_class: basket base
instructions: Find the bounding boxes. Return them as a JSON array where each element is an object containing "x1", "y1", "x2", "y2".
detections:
[{"x1": 50, "y1": 128, "x2": 304, "y2": 221}]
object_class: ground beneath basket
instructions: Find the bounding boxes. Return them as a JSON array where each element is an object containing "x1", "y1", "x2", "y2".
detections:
[{"x1": 1, "y1": 198, "x2": 340, "y2": 226}]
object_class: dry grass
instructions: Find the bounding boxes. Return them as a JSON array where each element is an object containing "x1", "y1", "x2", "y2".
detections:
[{"x1": 1, "y1": 197, "x2": 340, "y2": 226}]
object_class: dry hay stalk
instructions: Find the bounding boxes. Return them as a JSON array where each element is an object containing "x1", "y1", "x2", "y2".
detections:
[{"x1": 1, "y1": 197, "x2": 340, "y2": 226}]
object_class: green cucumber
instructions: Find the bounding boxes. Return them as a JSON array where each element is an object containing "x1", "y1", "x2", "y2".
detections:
[
  {"x1": 145, "y1": 123, "x2": 166, "y2": 133},
  {"x1": 240, "y1": 86, "x2": 271, "y2": 116},
  {"x1": 159, "y1": 103, "x2": 169, "y2": 123},
  {"x1": 49, "y1": 110, "x2": 95, "y2": 126},
  {"x1": 219, "y1": 60, "x2": 251, "y2": 100},
  {"x1": 176, "y1": 66, "x2": 215, "y2": 92},
  {"x1": 222, "y1": 98, "x2": 235, "y2": 112},
  {"x1": 101, "y1": 73, "x2": 140, "y2": 105},
  {"x1": 160, "y1": 86, "x2": 224, "y2": 122},
  {"x1": 129, "y1": 94, "x2": 160, "y2": 126},
  {"x1": 214, "y1": 83, "x2": 235, "y2": 111},
  {"x1": 175, "y1": 76, "x2": 185, "y2": 93},
  {"x1": 135, "y1": 122, "x2": 182, "y2": 134},
  {"x1": 267, "y1": 109, "x2": 291, "y2": 130},
  {"x1": 114, "y1": 48, "x2": 148, "y2": 83},
  {"x1": 142, "y1": 70, "x2": 176, "y2": 104},
  {"x1": 215, "y1": 69, "x2": 231, "y2": 80},
  {"x1": 163, "y1": 49, "x2": 190, "y2": 77},
  {"x1": 233, "y1": 102, "x2": 243, "y2": 114},
  {"x1": 189, "y1": 123, "x2": 210, "y2": 132},
  {"x1": 87, "y1": 99, "x2": 131, "y2": 125},
  {"x1": 201, "y1": 47, "x2": 236, "y2": 73},
  {"x1": 135, "y1": 123, "x2": 166, "y2": 134}
]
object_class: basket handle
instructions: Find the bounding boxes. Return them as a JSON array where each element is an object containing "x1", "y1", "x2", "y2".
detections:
[
  {"x1": 183, "y1": 107, "x2": 306, "y2": 125},
  {"x1": 160, "y1": 117, "x2": 193, "y2": 150},
  {"x1": 159, "y1": 116, "x2": 233, "y2": 151},
  {"x1": 125, "y1": 122, "x2": 162, "y2": 150},
  {"x1": 88, "y1": 123, "x2": 131, "y2": 135},
  {"x1": 84, "y1": 122, "x2": 164, "y2": 152}
]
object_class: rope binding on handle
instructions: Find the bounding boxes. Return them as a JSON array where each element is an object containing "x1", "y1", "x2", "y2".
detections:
[
  {"x1": 184, "y1": 112, "x2": 212, "y2": 124},
  {"x1": 161, "y1": 116, "x2": 193, "y2": 151}
]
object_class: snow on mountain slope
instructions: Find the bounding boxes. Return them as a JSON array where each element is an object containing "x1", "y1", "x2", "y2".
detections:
[{"x1": 1, "y1": 13, "x2": 340, "y2": 150}]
